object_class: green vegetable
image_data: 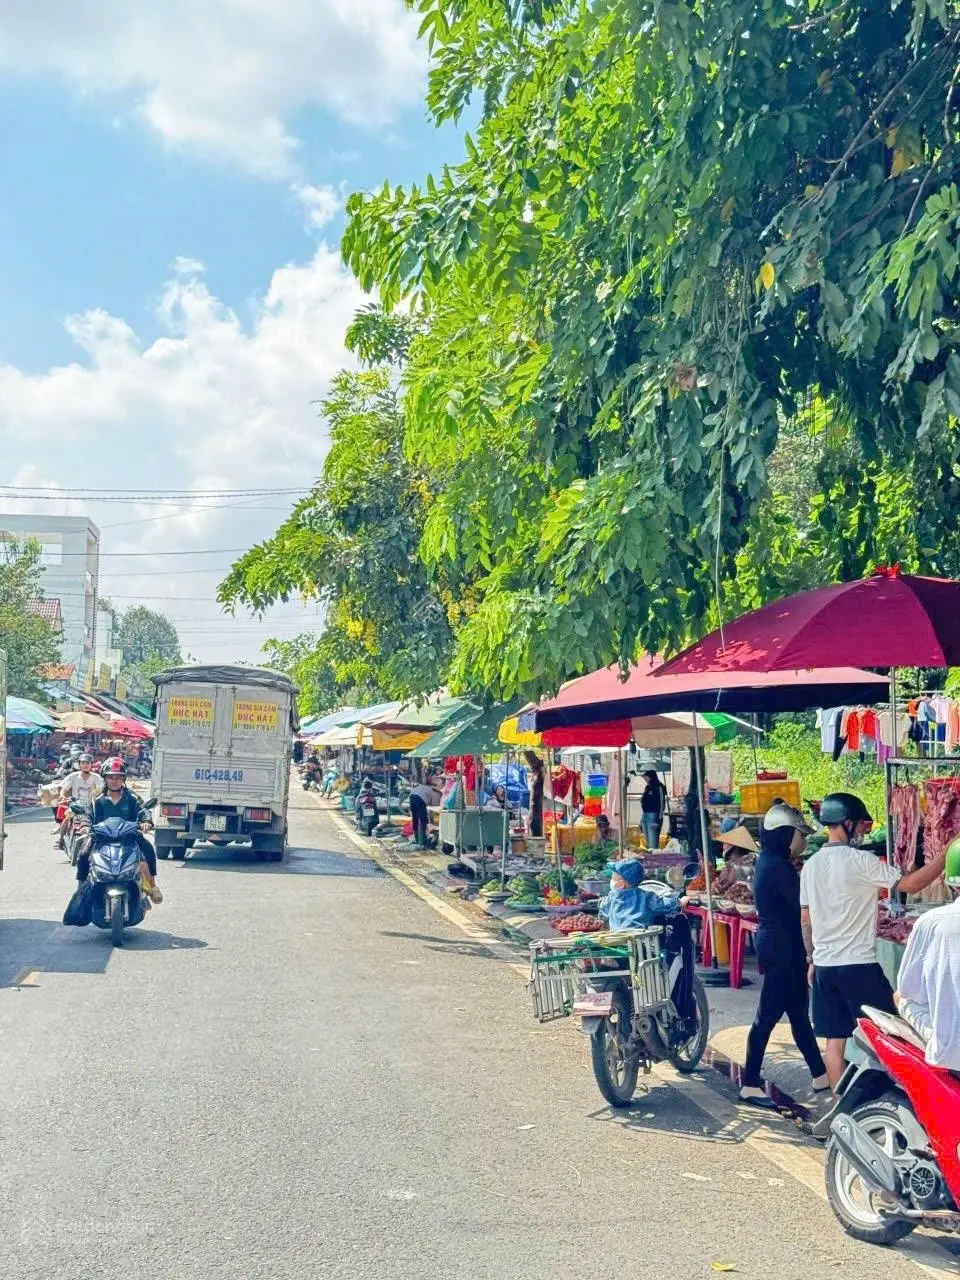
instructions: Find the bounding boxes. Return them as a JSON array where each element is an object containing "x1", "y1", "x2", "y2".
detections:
[{"x1": 539, "y1": 868, "x2": 577, "y2": 896}]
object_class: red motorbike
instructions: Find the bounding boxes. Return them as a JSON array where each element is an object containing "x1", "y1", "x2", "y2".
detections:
[{"x1": 814, "y1": 1006, "x2": 960, "y2": 1245}]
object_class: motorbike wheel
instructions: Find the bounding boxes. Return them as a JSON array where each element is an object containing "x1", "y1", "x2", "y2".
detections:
[
  {"x1": 110, "y1": 898, "x2": 125, "y2": 947},
  {"x1": 668, "y1": 977, "x2": 710, "y2": 1074},
  {"x1": 825, "y1": 1094, "x2": 918, "y2": 1245},
  {"x1": 590, "y1": 989, "x2": 639, "y2": 1108}
]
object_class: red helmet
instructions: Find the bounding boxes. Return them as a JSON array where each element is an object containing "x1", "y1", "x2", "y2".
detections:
[{"x1": 102, "y1": 756, "x2": 127, "y2": 778}]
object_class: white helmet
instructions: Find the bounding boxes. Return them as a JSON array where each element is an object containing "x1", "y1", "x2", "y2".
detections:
[{"x1": 762, "y1": 801, "x2": 812, "y2": 836}]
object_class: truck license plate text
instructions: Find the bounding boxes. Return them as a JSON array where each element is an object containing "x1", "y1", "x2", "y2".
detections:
[{"x1": 194, "y1": 768, "x2": 244, "y2": 782}]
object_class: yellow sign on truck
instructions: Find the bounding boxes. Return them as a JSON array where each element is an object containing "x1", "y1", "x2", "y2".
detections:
[
  {"x1": 167, "y1": 696, "x2": 215, "y2": 728},
  {"x1": 232, "y1": 700, "x2": 279, "y2": 733}
]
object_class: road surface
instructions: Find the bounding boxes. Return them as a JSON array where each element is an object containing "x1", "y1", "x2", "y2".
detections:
[{"x1": 0, "y1": 792, "x2": 946, "y2": 1279}]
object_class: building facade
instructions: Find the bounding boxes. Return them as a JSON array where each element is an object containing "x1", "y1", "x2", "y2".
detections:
[{"x1": 0, "y1": 514, "x2": 100, "y2": 684}]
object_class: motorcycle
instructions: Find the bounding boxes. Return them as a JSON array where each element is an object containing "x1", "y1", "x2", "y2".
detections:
[
  {"x1": 355, "y1": 790, "x2": 380, "y2": 836},
  {"x1": 73, "y1": 797, "x2": 159, "y2": 947},
  {"x1": 64, "y1": 804, "x2": 93, "y2": 868},
  {"x1": 529, "y1": 889, "x2": 709, "y2": 1108},
  {"x1": 816, "y1": 1005, "x2": 960, "y2": 1245}
]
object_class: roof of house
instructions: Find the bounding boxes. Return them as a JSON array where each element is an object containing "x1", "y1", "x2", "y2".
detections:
[{"x1": 26, "y1": 598, "x2": 63, "y2": 631}]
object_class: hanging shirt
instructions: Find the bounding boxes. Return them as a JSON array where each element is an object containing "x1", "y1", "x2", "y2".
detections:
[
  {"x1": 896, "y1": 899, "x2": 960, "y2": 1070},
  {"x1": 819, "y1": 708, "x2": 842, "y2": 754},
  {"x1": 906, "y1": 698, "x2": 919, "y2": 719},
  {"x1": 860, "y1": 708, "x2": 879, "y2": 745},
  {"x1": 918, "y1": 699, "x2": 937, "y2": 723},
  {"x1": 947, "y1": 703, "x2": 960, "y2": 754},
  {"x1": 845, "y1": 710, "x2": 862, "y2": 752},
  {"x1": 931, "y1": 695, "x2": 952, "y2": 725}
]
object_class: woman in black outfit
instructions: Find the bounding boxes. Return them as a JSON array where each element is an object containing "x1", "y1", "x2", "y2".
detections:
[{"x1": 739, "y1": 802, "x2": 829, "y2": 1107}]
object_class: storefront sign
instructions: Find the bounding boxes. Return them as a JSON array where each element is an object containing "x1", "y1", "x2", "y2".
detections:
[
  {"x1": 167, "y1": 696, "x2": 215, "y2": 728},
  {"x1": 233, "y1": 700, "x2": 279, "y2": 733}
]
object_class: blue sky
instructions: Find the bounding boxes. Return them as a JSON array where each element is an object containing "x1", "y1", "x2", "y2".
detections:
[{"x1": 0, "y1": 1, "x2": 464, "y2": 662}]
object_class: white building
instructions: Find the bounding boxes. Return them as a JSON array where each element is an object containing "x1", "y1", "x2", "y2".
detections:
[
  {"x1": 94, "y1": 602, "x2": 124, "y2": 690},
  {"x1": 0, "y1": 514, "x2": 100, "y2": 683}
]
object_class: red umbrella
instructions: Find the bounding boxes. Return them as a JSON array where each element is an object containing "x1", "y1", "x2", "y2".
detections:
[
  {"x1": 658, "y1": 568, "x2": 960, "y2": 676},
  {"x1": 109, "y1": 716, "x2": 154, "y2": 739},
  {"x1": 519, "y1": 655, "x2": 889, "y2": 733}
]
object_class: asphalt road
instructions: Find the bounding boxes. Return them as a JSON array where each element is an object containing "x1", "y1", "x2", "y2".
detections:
[{"x1": 0, "y1": 793, "x2": 937, "y2": 1280}]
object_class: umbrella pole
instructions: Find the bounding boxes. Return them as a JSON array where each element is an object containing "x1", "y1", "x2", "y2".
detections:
[
  {"x1": 887, "y1": 667, "x2": 898, "y2": 864},
  {"x1": 693, "y1": 713, "x2": 723, "y2": 981},
  {"x1": 500, "y1": 748, "x2": 510, "y2": 889},
  {"x1": 618, "y1": 747, "x2": 627, "y2": 855}
]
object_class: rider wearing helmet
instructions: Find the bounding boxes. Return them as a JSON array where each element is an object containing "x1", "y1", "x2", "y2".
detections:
[
  {"x1": 739, "y1": 803, "x2": 828, "y2": 1107},
  {"x1": 56, "y1": 752, "x2": 103, "y2": 850},
  {"x1": 800, "y1": 791, "x2": 947, "y2": 1089},
  {"x1": 75, "y1": 757, "x2": 162, "y2": 903},
  {"x1": 895, "y1": 837, "x2": 960, "y2": 1070}
]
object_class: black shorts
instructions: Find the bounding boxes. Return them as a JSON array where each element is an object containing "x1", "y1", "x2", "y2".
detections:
[{"x1": 812, "y1": 963, "x2": 895, "y2": 1039}]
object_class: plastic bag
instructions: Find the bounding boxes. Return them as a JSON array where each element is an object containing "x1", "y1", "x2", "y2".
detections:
[{"x1": 63, "y1": 883, "x2": 92, "y2": 927}]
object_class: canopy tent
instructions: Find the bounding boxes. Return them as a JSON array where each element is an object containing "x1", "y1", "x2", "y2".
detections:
[
  {"x1": 7, "y1": 696, "x2": 58, "y2": 729},
  {"x1": 356, "y1": 725, "x2": 434, "y2": 752},
  {"x1": 519, "y1": 655, "x2": 890, "y2": 731},
  {"x1": 540, "y1": 713, "x2": 717, "y2": 750},
  {"x1": 300, "y1": 707, "x2": 360, "y2": 735},
  {"x1": 374, "y1": 695, "x2": 472, "y2": 732},
  {"x1": 406, "y1": 704, "x2": 505, "y2": 759},
  {"x1": 312, "y1": 724, "x2": 362, "y2": 747}
]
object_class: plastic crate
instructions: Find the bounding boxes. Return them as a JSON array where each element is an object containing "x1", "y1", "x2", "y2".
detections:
[{"x1": 739, "y1": 779, "x2": 801, "y2": 814}]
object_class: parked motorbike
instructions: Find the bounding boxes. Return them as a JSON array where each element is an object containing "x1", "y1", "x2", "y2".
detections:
[
  {"x1": 529, "y1": 888, "x2": 709, "y2": 1108},
  {"x1": 73, "y1": 797, "x2": 159, "y2": 947},
  {"x1": 355, "y1": 790, "x2": 380, "y2": 836},
  {"x1": 815, "y1": 1006, "x2": 960, "y2": 1245}
]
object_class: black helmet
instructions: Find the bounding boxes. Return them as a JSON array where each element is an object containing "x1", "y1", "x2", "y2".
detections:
[{"x1": 819, "y1": 792, "x2": 872, "y2": 826}]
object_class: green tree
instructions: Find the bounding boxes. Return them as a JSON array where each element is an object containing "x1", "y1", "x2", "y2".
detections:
[
  {"x1": 115, "y1": 606, "x2": 182, "y2": 668},
  {"x1": 0, "y1": 538, "x2": 64, "y2": 698},
  {"x1": 220, "y1": 309, "x2": 456, "y2": 713},
  {"x1": 342, "y1": 0, "x2": 960, "y2": 699}
]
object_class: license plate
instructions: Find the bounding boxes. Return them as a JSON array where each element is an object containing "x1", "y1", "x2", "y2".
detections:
[
  {"x1": 573, "y1": 991, "x2": 614, "y2": 1017},
  {"x1": 204, "y1": 814, "x2": 228, "y2": 832}
]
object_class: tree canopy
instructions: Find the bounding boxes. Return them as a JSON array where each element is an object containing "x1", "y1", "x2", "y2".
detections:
[
  {"x1": 339, "y1": 0, "x2": 960, "y2": 699},
  {"x1": 219, "y1": 310, "x2": 457, "y2": 714},
  {"x1": 0, "y1": 539, "x2": 64, "y2": 699},
  {"x1": 115, "y1": 606, "x2": 182, "y2": 690}
]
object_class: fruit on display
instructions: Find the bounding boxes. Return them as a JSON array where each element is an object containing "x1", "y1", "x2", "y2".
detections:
[
  {"x1": 725, "y1": 881, "x2": 754, "y2": 905},
  {"x1": 552, "y1": 913, "x2": 604, "y2": 934},
  {"x1": 506, "y1": 873, "x2": 542, "y2": 905}
]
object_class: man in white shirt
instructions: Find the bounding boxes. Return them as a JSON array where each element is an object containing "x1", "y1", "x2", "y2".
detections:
[
  {"x1": 56, "y1": 753, "x2": 104, "y2": 850},
  {"x1": 800, "y1": 792, "x2": 947, "y2": 1088},
  {"x1": 895, "y1": 838, "x2": 960, "y2": 1070}
]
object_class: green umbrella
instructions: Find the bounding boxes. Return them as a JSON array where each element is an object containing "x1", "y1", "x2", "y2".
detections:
[
  {"x1": 407, "y1": 702, "x2": 522, "y2": 758},
  {"x1": 701, "y1": 711, "x2": 763, "y2": 746}
]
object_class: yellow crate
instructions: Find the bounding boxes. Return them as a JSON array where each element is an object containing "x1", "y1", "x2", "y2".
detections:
[{"x1": 739, "y1": 779, "x2": 801, "y2": 815}]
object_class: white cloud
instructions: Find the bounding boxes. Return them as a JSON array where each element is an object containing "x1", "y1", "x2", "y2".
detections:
[
  {"x1": 0, "y1": 250, "x2": 366, "y2": 661},
  {"x1": 0, "y1": 1, "x2": 424, "y2": 176},
  {"x1": 292, "y1": 182, "x2": 342, "y2": 231}
]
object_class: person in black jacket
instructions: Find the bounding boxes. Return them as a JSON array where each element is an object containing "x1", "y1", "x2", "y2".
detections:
[
  {"x1": 739, "y1": 802, "x2": 828, "y2": 1106},
  {"x1": 75, "y1": 757, "x2": 162, "y2": 903}
]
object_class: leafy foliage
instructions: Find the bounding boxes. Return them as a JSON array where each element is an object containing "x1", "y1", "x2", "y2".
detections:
[
  {"x1": 0, "y1": 539, "x2": 64, "y2": 699},
  {"x1": 115, "y1": 606, "x2": 182, "y2": 668},
  {"x1": 220, "y1": 311, "x2": 455, "y2": 714},
  {"x1": 342, "y1": 0, "x2": 960, "y2": 699}
]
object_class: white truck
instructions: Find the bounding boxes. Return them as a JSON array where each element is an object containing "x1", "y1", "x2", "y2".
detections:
[{"x1": 151, "y1": 665, "x2": 298, "y2": 863}]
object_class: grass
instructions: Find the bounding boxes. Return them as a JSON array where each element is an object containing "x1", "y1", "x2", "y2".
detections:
[{"x1": 730, "y1": 722, "x2": 887, "y2": 824}]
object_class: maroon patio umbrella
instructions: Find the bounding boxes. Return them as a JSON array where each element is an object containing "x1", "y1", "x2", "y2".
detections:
[
  {"x1": 656, "y1": 568, "x2": 960, "y2": 677},
  {"x1": 519, "y1": 655, "x2": 889, "y2": 732}
]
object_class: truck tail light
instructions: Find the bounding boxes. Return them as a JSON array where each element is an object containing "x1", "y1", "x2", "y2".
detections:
[
  {"x1": 162, "y1": 804, "x2": 187, "y2": 819},
  {"x1": 244, "y1": 807, "x2": 272, "y2": 823}
]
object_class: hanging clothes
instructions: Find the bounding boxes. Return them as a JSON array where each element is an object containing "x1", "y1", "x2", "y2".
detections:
[
  {"x1": 845, "y1": 709, "x2": 862, "y2": 753},
  {"x1": 860, "y1": 708, "x2": 879, "y2": 752},
  {"x1": 947, "y1": 702, "x2": 960, "y2": 754},
  {"x1": 819, "y1": 708, "x2": 842, "y2": 754},
  {"x1": 931, "y1": 695, "x2": 951, "y2": 724},
  {"x1": 604, "y1": 752, "x2": 623, "y2": 834}
]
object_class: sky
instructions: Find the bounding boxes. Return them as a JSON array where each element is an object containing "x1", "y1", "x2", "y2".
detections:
[{"x1": 0, "y1": 1, "x2": 463, "y2": 664}]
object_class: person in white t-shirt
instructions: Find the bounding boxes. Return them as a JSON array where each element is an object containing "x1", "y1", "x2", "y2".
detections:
[
  {"x1": 800, "y1": 791, "x2": 946, "y2": 1089},
  {"x1": 56, "y1": 754, "x2": 104, "y2": 850},
  {"x1": 895, "y1": 837, "x2": 960, "y2": 1070}
]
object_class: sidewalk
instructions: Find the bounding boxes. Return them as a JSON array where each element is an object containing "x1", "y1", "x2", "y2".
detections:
[{"x1": 320, "y1": 796, "x2": 829, "y2": 1121}]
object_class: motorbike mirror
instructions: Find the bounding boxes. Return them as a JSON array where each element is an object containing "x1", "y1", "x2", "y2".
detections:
[{"x1": 144, "y1": 797, "x2": 159, "y2": 810}]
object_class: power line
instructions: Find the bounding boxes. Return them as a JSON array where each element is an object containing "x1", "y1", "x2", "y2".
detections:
[{"x1": 0, "y1": 485, "x2": 310, "y2": 497}]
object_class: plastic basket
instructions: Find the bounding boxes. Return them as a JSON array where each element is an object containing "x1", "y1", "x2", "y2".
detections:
[{"x1": 739, "y1": 779, "x2": 801, "y2": 814}]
